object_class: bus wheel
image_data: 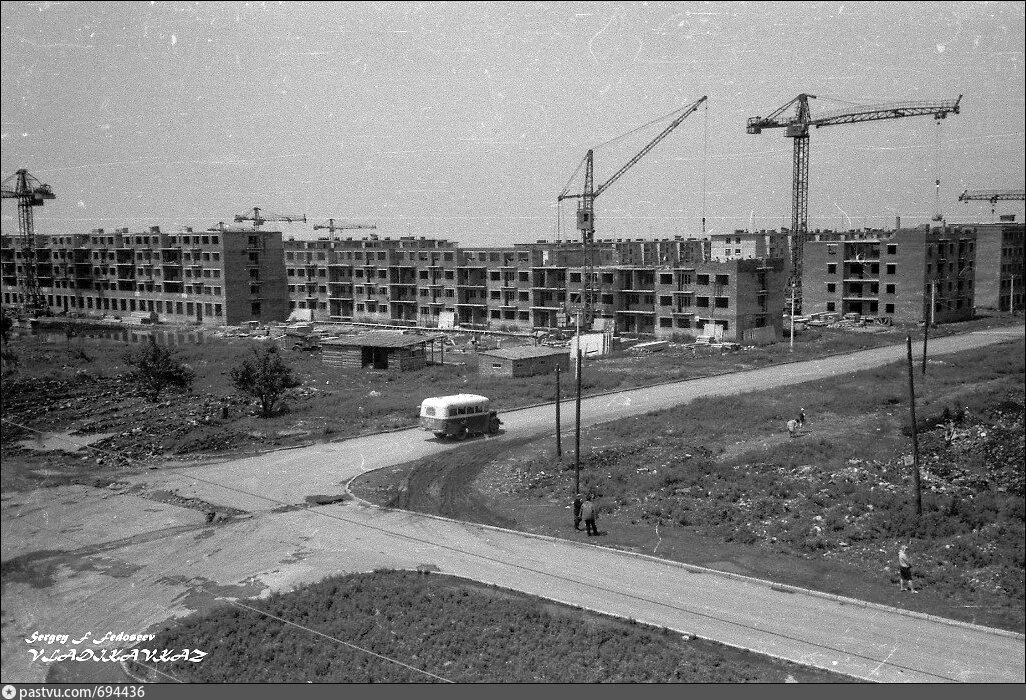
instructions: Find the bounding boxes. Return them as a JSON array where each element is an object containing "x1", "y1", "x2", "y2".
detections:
[
  {"x1": 434, "y1": 431, "x2": 447, "y2": 439},
  {"x1": 454, "y1": 427, "x2": 469, "y2": 441}
]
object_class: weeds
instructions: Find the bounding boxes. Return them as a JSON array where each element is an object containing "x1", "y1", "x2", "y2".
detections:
[{"x1": 131, "y1": 571, "x2": 846, "y2": 683}]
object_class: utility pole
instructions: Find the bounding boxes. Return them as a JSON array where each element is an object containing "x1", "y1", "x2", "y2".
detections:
[
  {"x1": 555, "y1": 365, "x2": 562, "y2": 459},
  {"x1": 574, "y1": 345, "x2": 582, "y2": 497},
  {"x1": 905, "y1": 335, "x2": 923, "y2": 517},
  {"x1": 922, "y1": 281, "x2": 935, "y2": 375},
  {"x1": 575, "y1": 311, "x2": 582, "y2": 381}
]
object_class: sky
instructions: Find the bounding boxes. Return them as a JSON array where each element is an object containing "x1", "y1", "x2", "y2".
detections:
[{"x1": 2, "y1": 1, "x2": 1024, "y2": 247}]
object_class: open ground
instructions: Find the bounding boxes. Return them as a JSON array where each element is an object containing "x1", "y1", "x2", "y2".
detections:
[{"x1": 1, "y1": 321, "x2": 1023, "y2": 683}]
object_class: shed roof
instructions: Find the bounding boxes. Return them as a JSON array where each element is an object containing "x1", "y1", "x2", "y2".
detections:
[
  {"x1": 479, "y1": 345, "x2": 570, "y2": 361},
  {"x1": 322, "y1": 332, "x2": 439, "y2": 349}
]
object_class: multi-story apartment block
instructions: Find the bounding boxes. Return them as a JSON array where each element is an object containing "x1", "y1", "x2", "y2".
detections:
[
  {"x1": 5, "y1": 225, "x2": 783, "y2": 341},
  {"x1": 1, "y1": 225, "x2": 286, "y2": 325},
  {"x1": 284, "y1": 235, "x2": 462, "y2": 326},
  {"x1": 613, "y1": 237, "x2": 710, "y2": 266},
  {"x1": 711, "y1": 230, "x2": 790, "y2": 262},
  {"x1": 802, "y1": 224, "x2": 977, "y2": 324},
  {"x1": 971, "y1": 217, "x2": 1024, "y2": 312},
  {"x1": 280, "y1": 233, "x2": 784, "y2": 342},
  {"x1": 650, "y1": 258, "x2": 786, "y2": 340}
]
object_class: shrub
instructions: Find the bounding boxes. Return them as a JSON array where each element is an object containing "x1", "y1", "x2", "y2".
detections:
[
  {"x1": 124, "y1": 337, "x2": 195, "y2": 401},
  {"x1": 230, "y1": 345, "x2": 301, "y2": 418}
]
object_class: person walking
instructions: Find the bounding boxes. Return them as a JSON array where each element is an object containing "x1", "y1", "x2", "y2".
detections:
[
  {"x1": 573, "y1": 493, "x2": 583, "y2": 531},
  {"x1": 898, "y1": 543, "x2": 917, "y2": 592},
  {"x1": 797, "y1": 408, "x2": 806, "y2": 430},
  {"x1": 581, "y1": 497, "x2": 598, "y2": 536}
]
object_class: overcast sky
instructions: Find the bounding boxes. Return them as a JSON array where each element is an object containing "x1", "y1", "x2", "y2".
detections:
[{"x1": 2, "y1": 1, "x2": 1023, "y2": 246}]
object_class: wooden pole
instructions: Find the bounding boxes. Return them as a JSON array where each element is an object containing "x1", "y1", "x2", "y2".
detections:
[
  {"x1": 921, "y1": 283, "x2": 931, "y2": 375},
  {"x1": 931, "y1": 280, "x2": 936, "y2": 327},
  {"x1": 555, "y1": 365, "x2": 562, "y2": 459},
  {"x1": 575, "y1": 311, "x2": 582, "y2": 380},
  {"x1": 574, "y1": 345, "x2": 582, "y2": 496},
  {"x1": 906, "y1": 335, "x2": 923, "y2": 517}
]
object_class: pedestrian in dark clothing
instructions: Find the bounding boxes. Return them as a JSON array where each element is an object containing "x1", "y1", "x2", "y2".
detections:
[
  {"x1": 573, "y1": 493, "x2": 583, "y2": 531},
  {"x1": 581, "y1": 498, "x2": 598, "y2": 536},
  {"x1": 797, "y1": 408, "x2": 806, "y2": 430}
]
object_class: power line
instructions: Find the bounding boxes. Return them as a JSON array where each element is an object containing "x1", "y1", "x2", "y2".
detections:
[
  {"x1": 2, "y1": 418, "x2": 455, "y2": 683},
  {"x1": 1, "y1": 417, "x2": 961, "y2": 681},
  {"x1": 222, "y1": 600, "x2": 454, "y2": 683}
]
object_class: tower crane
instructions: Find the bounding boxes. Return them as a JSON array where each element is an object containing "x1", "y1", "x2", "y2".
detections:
[
  {"x1": 958, "y1": 189, "x2": 1026, "y2": 221},
  {"x1": 746, "y1": 94, "x2": 962, "y2": 313},
  {"x1": 1, "y1": 168, "x2": 56, "y2": 314},
  {"x1": 234, "y1": 207, "x2": 306, "y2": 229},
  {"x1": 557, "y1": 95, "x2": 708, "y2": 327},
  {"x1": 312, "y1": 219, "x2": 377, "y2": 243}
]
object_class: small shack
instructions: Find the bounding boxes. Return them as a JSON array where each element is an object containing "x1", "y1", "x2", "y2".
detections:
[
  {"x1": 478, "y1": 345, "x2": 570, "y2": 378},
  {"x1": 321, "y1": 332, "x2": 442, "y2": 371}
]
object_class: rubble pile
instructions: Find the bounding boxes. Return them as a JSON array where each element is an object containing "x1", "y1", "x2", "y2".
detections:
[
  {"x1": 1, "y1": 369, "x2": 279, "y2": 468},
  {"x1": 510, "y1": 392, "x2": 1023, "y2": 609}
]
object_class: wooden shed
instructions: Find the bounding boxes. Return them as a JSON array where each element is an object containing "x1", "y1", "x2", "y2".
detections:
[
  {"x1": 321, "y1": 332, "x2": 442, "y2": 371},
  {"x1": 478, "y1": 345, "x2": 570, "y2": 378}
]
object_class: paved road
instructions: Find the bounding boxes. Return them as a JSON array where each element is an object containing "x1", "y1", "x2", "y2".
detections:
[{"x1": 3, "y1": 326, "x2": 1023, "y2": 683}]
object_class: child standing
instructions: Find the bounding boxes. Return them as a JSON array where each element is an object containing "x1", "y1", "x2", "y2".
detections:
[{"x1": 898, "y1": 543, "x2": 917, "y2": 593}]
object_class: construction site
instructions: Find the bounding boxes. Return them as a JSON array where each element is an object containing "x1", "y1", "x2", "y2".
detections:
[
  {"x1": 2, "y1": 92, "x2": 1024, "y2": 354},
  {"x1": 2, "y1": 74, "x2": 1025, "y2": 683}
]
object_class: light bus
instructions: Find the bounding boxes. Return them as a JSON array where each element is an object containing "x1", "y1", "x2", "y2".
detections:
[{"x1": 418, "y1": 394, "x2": 502, "y2": 440}]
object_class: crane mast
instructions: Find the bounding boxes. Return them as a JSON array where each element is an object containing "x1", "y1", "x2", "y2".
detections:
[
  {"x1": 1, "y1": 169, "x2": 56, "y2": 314},
  {"x1": 559, "y1": 95, "x2": 708, "y2": 328},
  {"x1": 746, "y1": 94, "x2": 962, "y2": 314}
]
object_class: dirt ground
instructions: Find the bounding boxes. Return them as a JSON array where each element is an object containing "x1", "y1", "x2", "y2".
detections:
[
  {"x1": 352, "y1": 336, "x2": 1026, "y2": 633},
  {"x1": 2, "y1": 315, "x2": 1018, "y2": 497}
]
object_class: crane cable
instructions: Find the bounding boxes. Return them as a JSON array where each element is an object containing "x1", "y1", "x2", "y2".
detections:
[
  {"x1": 596, "y1": 102, "x2": 695, "y2": 151},
  {"x1": 557, "y1": 152, "x2": 588, "y2": 200},
  {"x1": 702, "y1": 99, "x2": 709, "y2": 235},
  {"x1": 934, "y1": 117, "x2": 943, "y2": 222}
]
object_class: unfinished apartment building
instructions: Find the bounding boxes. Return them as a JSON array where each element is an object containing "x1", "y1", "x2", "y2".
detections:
[
  {"x1": 1, "y1": 226, "x2": 287, "y2": 325},
  {"x1": 972, "y1": 217, "x2": 1024, "y2": 312},
  {"x1": 284, "y1": 235, "x2": 460, "y2": 325},
  {"x1": 284, "y1": 235, "x2": 783, "y2": 342},
  {"x1": 710, "y1": 230, "x2": 791, "y2": 263},
  {"x1": 801, "y1": 224, "x2": 978, "y2": 324}
]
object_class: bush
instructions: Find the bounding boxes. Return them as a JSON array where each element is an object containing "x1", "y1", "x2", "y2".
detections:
[
  {"x1": 124, "y1": 337, "x2": 195, "y2": 401},
  {"x1": 230, "y1": 345, "x2": 301, "y2": 418}
]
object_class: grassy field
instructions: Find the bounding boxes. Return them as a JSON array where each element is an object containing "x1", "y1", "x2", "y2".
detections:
[
  {"x1": 125, "y1": 570, "x2": 849, "y2": 683},
  {"x1": 352, "y1": 335, "x2": 1025, "y2": 632},
  {"x1": 0, "y1": 316, "x2": 1018, "y2": 494}
]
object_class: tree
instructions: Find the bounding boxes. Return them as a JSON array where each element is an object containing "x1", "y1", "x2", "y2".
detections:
[
  {"x1": 124, "y1": 337, "x2": 195, "y2": 401},
  {"x1": 230, "y1": 345, "x2": 300, "y2": 418}
]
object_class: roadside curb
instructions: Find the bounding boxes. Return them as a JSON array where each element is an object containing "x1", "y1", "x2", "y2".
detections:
[{"x1": 343, "y1": 476, "x2": 1025, "y2": 643}]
